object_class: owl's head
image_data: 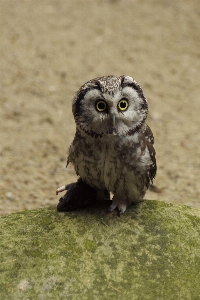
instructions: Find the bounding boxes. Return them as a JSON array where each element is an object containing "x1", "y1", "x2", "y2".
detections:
[{"x1": 72, "y1": 75, "x2": 148, "y2": 137}]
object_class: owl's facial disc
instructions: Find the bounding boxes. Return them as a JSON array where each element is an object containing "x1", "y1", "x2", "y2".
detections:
[{"x1": 72, "y1": 75, "x2": 148, "y2": 137}]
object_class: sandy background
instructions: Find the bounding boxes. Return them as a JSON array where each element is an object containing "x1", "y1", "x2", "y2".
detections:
[{"x1": 0, "y1": 0, "x2": 199, "y2": 215}]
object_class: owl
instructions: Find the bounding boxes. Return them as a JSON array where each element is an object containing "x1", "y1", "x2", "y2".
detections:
[{"x1": 56, "y1": 75, "x2": 156, "y2": 216}]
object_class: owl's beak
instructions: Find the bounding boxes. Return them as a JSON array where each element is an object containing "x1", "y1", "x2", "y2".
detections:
[{"x1": 111, "y1": 114, "x2": 117, "y2": 134}]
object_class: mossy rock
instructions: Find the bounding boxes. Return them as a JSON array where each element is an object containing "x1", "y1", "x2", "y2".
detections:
[{"x1": 0, "y1": 200, "x2": 200, "y2": 300}]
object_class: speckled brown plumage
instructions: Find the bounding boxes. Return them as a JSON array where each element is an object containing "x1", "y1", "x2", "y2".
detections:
[{"x1": 57, "y1": 75, "x2": 157, "y2": 215}]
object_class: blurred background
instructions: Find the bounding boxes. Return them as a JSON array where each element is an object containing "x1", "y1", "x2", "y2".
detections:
[{"x1": 0, "y1": 0, "x2": 199, "y2": 215}]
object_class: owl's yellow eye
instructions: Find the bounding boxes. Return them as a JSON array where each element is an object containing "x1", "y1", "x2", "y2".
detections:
[
  {"x1": 118, "y1": 99, "x2": 129, "y2": 111},
  {"x1": 96, "y1": 100, "x2": 107, "y2": 112}
]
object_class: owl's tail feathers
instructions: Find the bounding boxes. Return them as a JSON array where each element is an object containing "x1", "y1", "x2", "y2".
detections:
[{"x1": 56, "y1": 178, "x2": 110, "y2": 212}]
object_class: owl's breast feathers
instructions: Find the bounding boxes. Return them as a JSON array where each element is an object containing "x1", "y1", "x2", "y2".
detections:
[{"x1": 67, "y1": 124, "x2": 156, "y2": 193}]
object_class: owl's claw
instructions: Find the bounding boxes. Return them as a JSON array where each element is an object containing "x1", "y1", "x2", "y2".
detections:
[
  {"x1": 118, "y1": 204, "x2": 127, "y2": 214},
  {"x1": 117, "y1": 208, "x2": 123, "y2": 217},
  {"x1": 108, "y1": 203, "x2": 127, "y2": 216},
  {"x1": 108, "y1": 203, "x2": 117, "y2": 212}
]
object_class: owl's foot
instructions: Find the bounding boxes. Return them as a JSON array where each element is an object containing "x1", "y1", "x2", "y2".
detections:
[
  {"x1": 108, "y1": 203, "x2": 127, "y2": 217},
  {"x1": 108, "y1": 194, "x2": 129, "y2": 216},
  {"x1": 56, "y1": 178, "x2": 110, "y2": 212}
]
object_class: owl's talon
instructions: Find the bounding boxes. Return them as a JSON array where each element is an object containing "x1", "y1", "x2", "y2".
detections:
[
  {"x1": 107, "y1": 207, "x2": 112, "y2": 213},
  {"x1": 118, "y1": 204, "x2": 127, "y2": 215},
  {"x1": 108, "y1": 203, "x2": 117, "y2": 212},
  {"x1": 117, "y1": 209, "x2": 122, "y2": 217}
]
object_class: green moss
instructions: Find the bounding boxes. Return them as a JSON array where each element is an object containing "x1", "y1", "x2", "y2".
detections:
[{"x1": 0, "y1": 200, "x2": 200, "y2": 299}]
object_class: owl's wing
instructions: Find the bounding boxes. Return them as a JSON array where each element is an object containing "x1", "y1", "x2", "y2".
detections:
[
  {"x1": 66, "y1": 131, "x2": 80, "y2": 176},
  {"x1": 143, "y1": 125, "x2": 157, "y2": 185},
  {"x1": 66, "y1": 144, "x2": 72, "y2": 168}
]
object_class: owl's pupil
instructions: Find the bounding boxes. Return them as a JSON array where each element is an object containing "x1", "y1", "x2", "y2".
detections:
[
  {"x1": 120, "y1": 101, "x2": 126, "y2": 108},
  {"x1": 118, "y1": 100, "x2": 128, "y2": 111},
  {"x1": 96, "y1": 101, "x2": 106, "y2": 111},
  {"x1": 98, "y1": 103, "x2": 105, "y2": 110}
]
